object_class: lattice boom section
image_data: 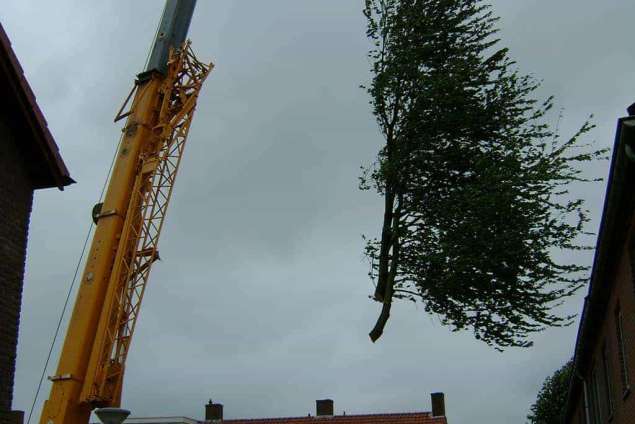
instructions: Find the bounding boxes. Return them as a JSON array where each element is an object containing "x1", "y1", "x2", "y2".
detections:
[{"x1": 90, "y1": 42, "x2": 212, "y2": 403}]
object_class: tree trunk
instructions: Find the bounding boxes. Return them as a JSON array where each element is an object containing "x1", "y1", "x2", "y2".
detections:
[
  {"x1": 374, "y1": 189, "x2": 395, "y2": 301},
  {"x1": 370, "y1": 193, "x2": 402, "y2": 342}
]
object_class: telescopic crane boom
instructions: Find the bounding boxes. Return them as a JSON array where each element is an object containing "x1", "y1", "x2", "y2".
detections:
[{"x1": 39, "y1": 2, "x2": 212, "y2": 423}]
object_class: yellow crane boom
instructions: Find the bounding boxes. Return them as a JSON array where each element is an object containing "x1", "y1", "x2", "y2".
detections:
[{"x1": 39, "y1": 2, "x2": 212, "y2": 422}]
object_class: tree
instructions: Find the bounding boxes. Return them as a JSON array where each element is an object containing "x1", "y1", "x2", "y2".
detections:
[
  {"x1": 360, "y1": 0, "x2": 607, "y2": 348},
  {"x1": 527, "y1": 360, "x2": 573, "y2": 424}
]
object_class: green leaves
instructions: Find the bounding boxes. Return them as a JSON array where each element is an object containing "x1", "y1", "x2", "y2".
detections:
[
  {"x1": 527, "y1": 360, "x2": 573, "y2": 423},
  {"x1": 363, "y1": 0, "x2": 607, "y2": 348}
]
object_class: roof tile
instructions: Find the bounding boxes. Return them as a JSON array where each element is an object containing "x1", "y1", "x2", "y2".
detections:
[
  {"x1": 222, "y1": 412, "x2": 446, "y2": 424},
  {"x1": 0, "y1": 21, "x2": 73, "y2": 189}
]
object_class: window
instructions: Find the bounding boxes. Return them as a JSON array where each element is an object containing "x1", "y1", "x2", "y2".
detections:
[
  {"x1": 587, "y1": 353, "x2": 614, "y2": 424},
  {"x1": 601, "y1": 344, "x2": 614, "y2": 416},
  {"x1": 629, "y1": 236, "x2": 635, "y2": 290},
  {"x1": 615, "y1": 305, "x2": 630, "y2": 395},
  {"x1": 589, "y1": 366, "x2": 602, "y2": 424}
]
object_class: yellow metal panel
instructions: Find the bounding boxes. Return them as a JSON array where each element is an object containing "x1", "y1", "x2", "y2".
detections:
[
  {"x1": 39, "y1": 43, "x2": 211, "y2": 424},
  {"x1": 39, "y1": 76, "x2": 164, "y2": 424}
]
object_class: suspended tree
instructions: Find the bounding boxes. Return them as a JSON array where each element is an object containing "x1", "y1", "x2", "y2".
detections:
[{"x1": 360, "y1": 0, "x2": 607, "y2": 349}]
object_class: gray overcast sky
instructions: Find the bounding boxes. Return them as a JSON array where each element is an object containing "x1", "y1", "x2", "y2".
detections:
[{"x1": 3, "y1": 1, "x2": 635, "y2": 423}]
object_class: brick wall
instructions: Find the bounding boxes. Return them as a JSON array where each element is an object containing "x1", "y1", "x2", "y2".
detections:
[
  {"x1": 569, "y1": 213, "x2": 635, "y2": 423},
  {"x1": 0, "y1": 115, "x2": 34, "y2": 417}
]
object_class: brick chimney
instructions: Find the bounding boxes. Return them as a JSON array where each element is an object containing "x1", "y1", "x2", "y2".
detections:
[
  {"x1": 624, "y1": 104, "x2": 635, "y2": 162},
  {"x1": 316, "y1": 399, "x2": 334, "y2": 417},
  {"x1": 431, "y1": 393, "x2": 445, "y2": 417},
  {"x1": 205, "y1": 399, "x2": 223, "y2": 421}
]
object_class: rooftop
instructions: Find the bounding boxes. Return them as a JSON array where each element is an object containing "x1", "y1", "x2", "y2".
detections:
[
  {"x1": 565, "y1": 108, "x2": 635, "y2": 417},
  {"x1": 121, "y1": 412, "x2": 446, "y2": 424},
  {"x1": 0, "y1": 22, "x2": 73, "y2": 190},
  {"x1": 108, "y1": 395, "x2": 448, "y2": 424},
  {"x1": 219, "y1": 411, "x2": 445, "y2": 424}
]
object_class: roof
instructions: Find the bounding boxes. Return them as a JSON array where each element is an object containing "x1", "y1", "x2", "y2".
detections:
[
  {"x1": 118, "y1": 412, "x2": 447, "y2": 424},
  {"x1": 0, "y1": 22, "x2": 73, "y2": 190},
  {"x1": 221, "y1": 412, "x2": 446, "y2": 424},
  {"x1": 124, "y1": 418, "x2": 199, "y2": 424},
  {"x1": 565, "y1": 112, "x2": 635, "y2": 418}
]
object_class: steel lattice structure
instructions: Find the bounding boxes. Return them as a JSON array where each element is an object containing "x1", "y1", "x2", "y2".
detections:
[
  {"x1": 84, "y1": 42, "x2": 212, "y2": 405},
  {"x1": 38, "y1": 2, "x2": 212, "y2": 422}
]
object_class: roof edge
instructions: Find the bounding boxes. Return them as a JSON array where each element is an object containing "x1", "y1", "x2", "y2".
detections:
[
  {"x1": 565, "y1": 114, "x2": 635, "y2": 419},
  {"x1": 0, "y1": 22, "x2": 73, "y2": 190}
]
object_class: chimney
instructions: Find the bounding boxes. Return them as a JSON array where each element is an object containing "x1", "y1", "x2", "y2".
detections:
[
  {"x1": 625, "y1": 104, "x2": 635, "y2": 162},
  {"x1": 316, "y1": 399, "x2": 334, "y2": 417},
  {"x1": 431, "y1": 392, "x2": 445, "y2": 417},
  {"x1": 205, "y1": 400, "x2": 223, "y2": 421}
]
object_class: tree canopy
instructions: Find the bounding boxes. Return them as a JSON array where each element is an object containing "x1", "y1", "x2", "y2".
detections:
[
  {"x1": 527, "y1": 360, "x2": 573, "y2": 424},
  {"x1": 361, "y1": 0, "x2": 607, "y2": 349}
]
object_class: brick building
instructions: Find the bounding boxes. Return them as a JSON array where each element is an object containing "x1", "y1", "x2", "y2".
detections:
[
  {"x1": 113, "y1": 394, "x2": 448, "y2": 424},
  {"x1": 565, "y1": 106, "x2": 635, "y2": 423},
  {"x1": 0, "y1": 22, "x2": 73, "y2": 424}
]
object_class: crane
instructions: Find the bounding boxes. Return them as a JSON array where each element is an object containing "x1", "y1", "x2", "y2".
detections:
[{"x1": 38, "y1": 1, "x2": 212, "y2": 423}]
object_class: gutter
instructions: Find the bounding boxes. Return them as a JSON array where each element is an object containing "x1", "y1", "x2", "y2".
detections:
[
  {"x1": 564, "y1": 109, "x2": 635, "y2": 419},
  {"x1": 0, "y1": 22, "x2": 74, "y2": 190}
]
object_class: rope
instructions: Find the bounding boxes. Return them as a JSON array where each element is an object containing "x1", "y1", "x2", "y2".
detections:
[
  {"x1": 26, "y1": 131, "x2": 125, "y2": 424},
  {"x1": 26, "y1": 0, "x2": 166, "y2": 419},
  {"x1": 143, "y1": 0, "x2": 168, "y2": 72}
]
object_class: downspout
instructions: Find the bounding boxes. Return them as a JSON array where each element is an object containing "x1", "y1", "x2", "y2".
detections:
[
  {"x1": 577, "y1": 371, "x2": 591, "y2": 424},
  {"x1": 623, "y1": 105, "x2": 635, "y2": 161}
]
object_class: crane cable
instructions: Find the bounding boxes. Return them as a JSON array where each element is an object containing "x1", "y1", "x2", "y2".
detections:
[
  {"x1": 26, "y1": 8, "x2": 166, "y2": 420},
  {"x1": 143, "y1": 1, "x2": 168, "y2": 72},
  {"x1": 26, "y1": 131, "x2": 125, "y2": 424}
]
